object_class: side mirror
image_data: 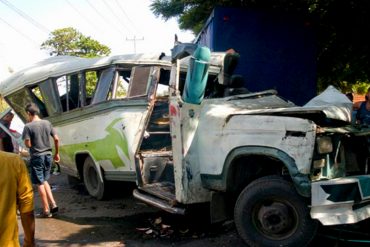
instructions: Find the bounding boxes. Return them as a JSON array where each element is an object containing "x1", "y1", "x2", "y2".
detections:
[
  {"x1": 182, "y1": 46, "x2": 211, "y2": 104},
  {"x1": 222, "y1": 50, "x2": 240, "y2": 86}
]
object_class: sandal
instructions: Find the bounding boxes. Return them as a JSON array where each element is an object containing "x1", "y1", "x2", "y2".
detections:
[
  {"x1": 36, "y1": 210, "x2": 52, "y2": 218},
  {"x1": 51, "y1": 206, "x2": 59, "y2": 214}
]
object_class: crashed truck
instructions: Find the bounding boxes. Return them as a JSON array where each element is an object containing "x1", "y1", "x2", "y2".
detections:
[
  {"x1": 1, "y1": 43, "x2": 370, "y2": 247},
  {"x1": 159, "y1": 44, "x2": 370, "y2": 246}
]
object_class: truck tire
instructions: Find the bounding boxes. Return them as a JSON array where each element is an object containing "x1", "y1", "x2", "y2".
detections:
[
  {"x1": 234, "y1": 176, "x2": 318, "y2": 247},
  {"x1": 83, "y1": 156, "x2": 106, "y2": 200}
]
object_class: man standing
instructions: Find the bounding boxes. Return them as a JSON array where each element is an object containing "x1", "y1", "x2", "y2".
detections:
[
  {"x1": 22, "y1": 103, "x2": 60, "y2": 217},
  {"x1": 0, "y1": 111, "x2": 15, "y2": 152},
  {"x1": 0, "y1": 151, "x2": 35, "y2": 247}
]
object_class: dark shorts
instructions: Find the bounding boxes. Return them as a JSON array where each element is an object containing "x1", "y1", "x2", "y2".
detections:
[{"x1": 30, "y1": 154, "x2": 52, "y2": 185}]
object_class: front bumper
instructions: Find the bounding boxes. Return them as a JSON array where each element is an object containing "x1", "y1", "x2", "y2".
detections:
[{"x1": 311, "y1": 175, "x2": 370, "y2": 225}]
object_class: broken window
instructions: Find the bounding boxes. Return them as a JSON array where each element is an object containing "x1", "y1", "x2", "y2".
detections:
[
  {"x1": 6, "y1": 89, "x2": 40, "y2": 122},
  {"x1": 55, "y1": 74, "x2": 80, "y2": 112},
  {"x1": 85, "y1": 70, "x2": 99, "y2": 105},
  {"x1": 107, "y1": 69, "x2": 130, "y2": 100},
  {"x1": 38, "y1": 79, "x2": 62, "y2": 116},
  {"x1": 91, "y1": 67, "x2": 115, "y2": 104},
  {"x1": 29, "y1": 85, "x2": 48, "y2": 117},
  {"x1": 127, "y1": 66, "x2": 153, "y2": 98}
]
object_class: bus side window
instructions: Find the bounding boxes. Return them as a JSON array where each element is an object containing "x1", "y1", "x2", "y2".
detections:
[
  {"x1": 6, "y1": 89, "x2": 36, "y2": 122},
  {"x1": 56, "y1": 76, "x2": 69, "y2": 112},
  {"x1": 68, "y1": 74, "x2": 80, "y2": 109},
  {"x1": 84, "y1": 71, "x2": 99, "y2": 105},
  {"x1": 30, "y1": 86, "x2": 48, "y2": 117},
  {"x1": 107, "y1": 70, "x2": 129, "y2": 100},
  {"x1": 38, "y1": 79, "x2": 63, "y2": 116},
  {"x1": 55, "y1": 74, "x2": 82, "y2": 112},
  {"x1": 91, "y1": 67, "x2": 115, "y2": 104},
  {"x1": 127, "y1": 66, "x2": 153, "y2": 98}
]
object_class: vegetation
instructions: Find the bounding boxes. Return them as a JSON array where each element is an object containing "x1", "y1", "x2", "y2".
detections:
[
  {"x1": 150, "y1": 0, "x2": 370, "y2": 93},
  {"x1": 41, "y1": 27, "x2": 111, "y2": 57},
  {"x1": 0, "y1": 98, "x2": 8, "y2": 112},
  {"x1": 41, "y1": 27, "x2": 115, "y2": 96}
]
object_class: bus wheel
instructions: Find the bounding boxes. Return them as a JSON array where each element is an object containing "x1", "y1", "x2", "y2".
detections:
[
  {"x1": 83, "y1": 156, "x2": 105, "y2": 200},
  {"x1": 234, "y1": 176, "x2": 318, "y2": 247}
]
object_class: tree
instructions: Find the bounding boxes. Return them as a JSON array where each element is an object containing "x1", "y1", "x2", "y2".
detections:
[
  {"x1": 0, "y1": 98, "x2": 8, "y2": 112},
  {"x1": 41, "y1": 27, "x2": 111, "y2": 57},
  {"x1": 41, "y1": 27, "x2": 112, "y2": 96},
  {"x1": 150, "y1": 0, "x2": 370, "y2": 92}
]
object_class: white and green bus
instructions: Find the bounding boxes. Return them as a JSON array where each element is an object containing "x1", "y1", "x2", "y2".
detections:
[{"x1": 0, "y1": 53, "x2": 172, "y2": 199}]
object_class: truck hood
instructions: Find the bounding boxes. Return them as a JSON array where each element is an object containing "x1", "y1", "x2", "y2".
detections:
[
  {"x1": 244, "y1": 105, "x2": 351, "y2": 124},
  {"x1": 228, "y1": 86, "x2": 353, "y2": 125}
]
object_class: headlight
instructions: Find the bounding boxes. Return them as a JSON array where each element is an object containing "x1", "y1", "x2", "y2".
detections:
[
  {"x1": 313, "y1": 159, "x2": 325, "y2": 169},
  {"x1": 316, "y1": 136, "x2": 333, "y2": 154}
]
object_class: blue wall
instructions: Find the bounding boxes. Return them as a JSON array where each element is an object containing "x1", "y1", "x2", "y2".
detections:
[{"x1": 196, "y1": 7, "x2": 317, "y2": 105}]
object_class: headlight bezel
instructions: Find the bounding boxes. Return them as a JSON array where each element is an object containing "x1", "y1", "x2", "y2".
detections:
[{"x1": 316, "y1": 136, "x2": 333, "y2": 154}]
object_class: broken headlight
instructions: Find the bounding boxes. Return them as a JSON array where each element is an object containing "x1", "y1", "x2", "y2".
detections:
[{"x1": 316, "y1": 136, "x2": 333, "y2": 154}]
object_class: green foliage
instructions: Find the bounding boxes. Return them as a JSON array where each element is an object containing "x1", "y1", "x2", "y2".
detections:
[
  {"x1": 85, "y1": 71, "x2": 98, "y2": 97},
  {"x1": 41, "y1": 27, "x2": 111, "y2": 95},
  {"x1": 116, "y1": 79, "x2": 127, "y2": 98},
  {"x1": 41, "y1": 27, "x2": 111, "y2": 57},
  {"x1": 0, "y1": 97, "x2": 8, "y2": 112},
  {"x1": 150, "y1": 0, "x2": 310, "y2": 34},
  {"x1": 150, "y1": 0, "x2": 370, "y2": 91},
  {"x1": 346, "y1": 81, "x2": 370, "y2": 95},
  {"x1": 151, "y1": 0, "x2": 232, "y2": 34}
]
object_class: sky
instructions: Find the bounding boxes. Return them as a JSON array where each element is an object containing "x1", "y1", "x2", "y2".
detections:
[{"x1": 0, "y1": 0, "x2": 195, "y2": 80}]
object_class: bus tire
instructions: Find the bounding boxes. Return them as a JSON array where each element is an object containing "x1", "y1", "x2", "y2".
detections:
[
  {"x1": 234, "y1": 176, "x2": 318, "y2": 247},
  {"x1": 83, "y1": 156, "x2": 106, "y2": 200}
]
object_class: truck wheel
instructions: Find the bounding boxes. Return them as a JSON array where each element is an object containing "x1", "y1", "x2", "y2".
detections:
[
  {"x1": 83, "y1": 156, "x2": 105, "y2": 200},
  {"x1": 234, "y1": 176, "x2": 318, "y2": 247}
]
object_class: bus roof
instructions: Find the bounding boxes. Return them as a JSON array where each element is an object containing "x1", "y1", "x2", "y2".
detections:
[{"x1": 0, "y1": 53, "x2": 171, "y2": 96}]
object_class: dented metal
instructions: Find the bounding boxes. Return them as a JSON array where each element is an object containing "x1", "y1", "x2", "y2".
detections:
[{"x1": 2, "y1": 43, "x2": 370, "y2": 246}]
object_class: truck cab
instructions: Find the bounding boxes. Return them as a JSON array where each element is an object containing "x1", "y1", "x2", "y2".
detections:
[{"x1": 133, "y1": 43, "x2": 370, "y2": 247}]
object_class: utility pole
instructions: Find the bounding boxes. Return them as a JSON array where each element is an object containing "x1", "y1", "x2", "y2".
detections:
[{"x1": 126, "y1": 36, "x2": 144, "y2": 54}]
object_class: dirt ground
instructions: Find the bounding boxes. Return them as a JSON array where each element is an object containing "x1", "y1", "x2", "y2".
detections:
[
  {"x1": 18, "y1": 173, "x2": 370, "y2": 247},
  {"x1": 18, "y1": 173, "x2": 245, "y2": 247}
]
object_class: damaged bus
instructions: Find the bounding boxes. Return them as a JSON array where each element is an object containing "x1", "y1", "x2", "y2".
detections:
[
  {"x1": 1, "y1": 43, "x2": 370, "y2": 246},
  {"x1": 0, "y1": 53, "x2": 172, "y2": 199}
]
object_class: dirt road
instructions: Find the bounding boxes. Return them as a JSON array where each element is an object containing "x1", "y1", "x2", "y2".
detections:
[
  {"x1": 18, "y1": 173, "x2": 370, "y2": 247},
  {"x1": 19, "y1": 173, "x2": 245, "y2": 247}
]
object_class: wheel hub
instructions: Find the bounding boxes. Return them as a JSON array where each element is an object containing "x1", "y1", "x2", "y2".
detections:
[{"x1": 257, "y1": 202, "x2": 293, "y2": 234}]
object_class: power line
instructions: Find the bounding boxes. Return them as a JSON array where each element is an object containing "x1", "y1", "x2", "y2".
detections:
[
  {"x1": 102, "y1": 0, "x2": 133, "y2": 35},
  {"x1": 85, "y1": 0, "x2": 125, "y2": 36},
  {"x1": 0, "y1": 0, "x2": 50, "y2": 34},
  {"x1": 0, "y1": 15, "x2": 39, "y2": 47},
  {"x1": 114, "y1": 0, "x2": 142, "y2": 36},
  {"x1": 65, "y1": 0, "x2": 104, "y2": 33}
]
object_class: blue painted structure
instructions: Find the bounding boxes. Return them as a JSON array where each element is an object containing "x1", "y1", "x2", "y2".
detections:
[{"x1": 195, "y1": 7, "x2": 316, "y2": 105}]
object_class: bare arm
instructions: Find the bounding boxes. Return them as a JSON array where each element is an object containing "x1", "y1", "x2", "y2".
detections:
[
  {"x1": 17, "y1": 156, "x2": 35, "y2": 247},
  {"x1": 20, "y1": 211, "x2": 35, "y2": 247},
  {"x1": 24, "y1": 139, "x2": 31, "y2": 148},
  {"x1": 53, "y1": 134, "x2": 60, "y2": 162}
]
